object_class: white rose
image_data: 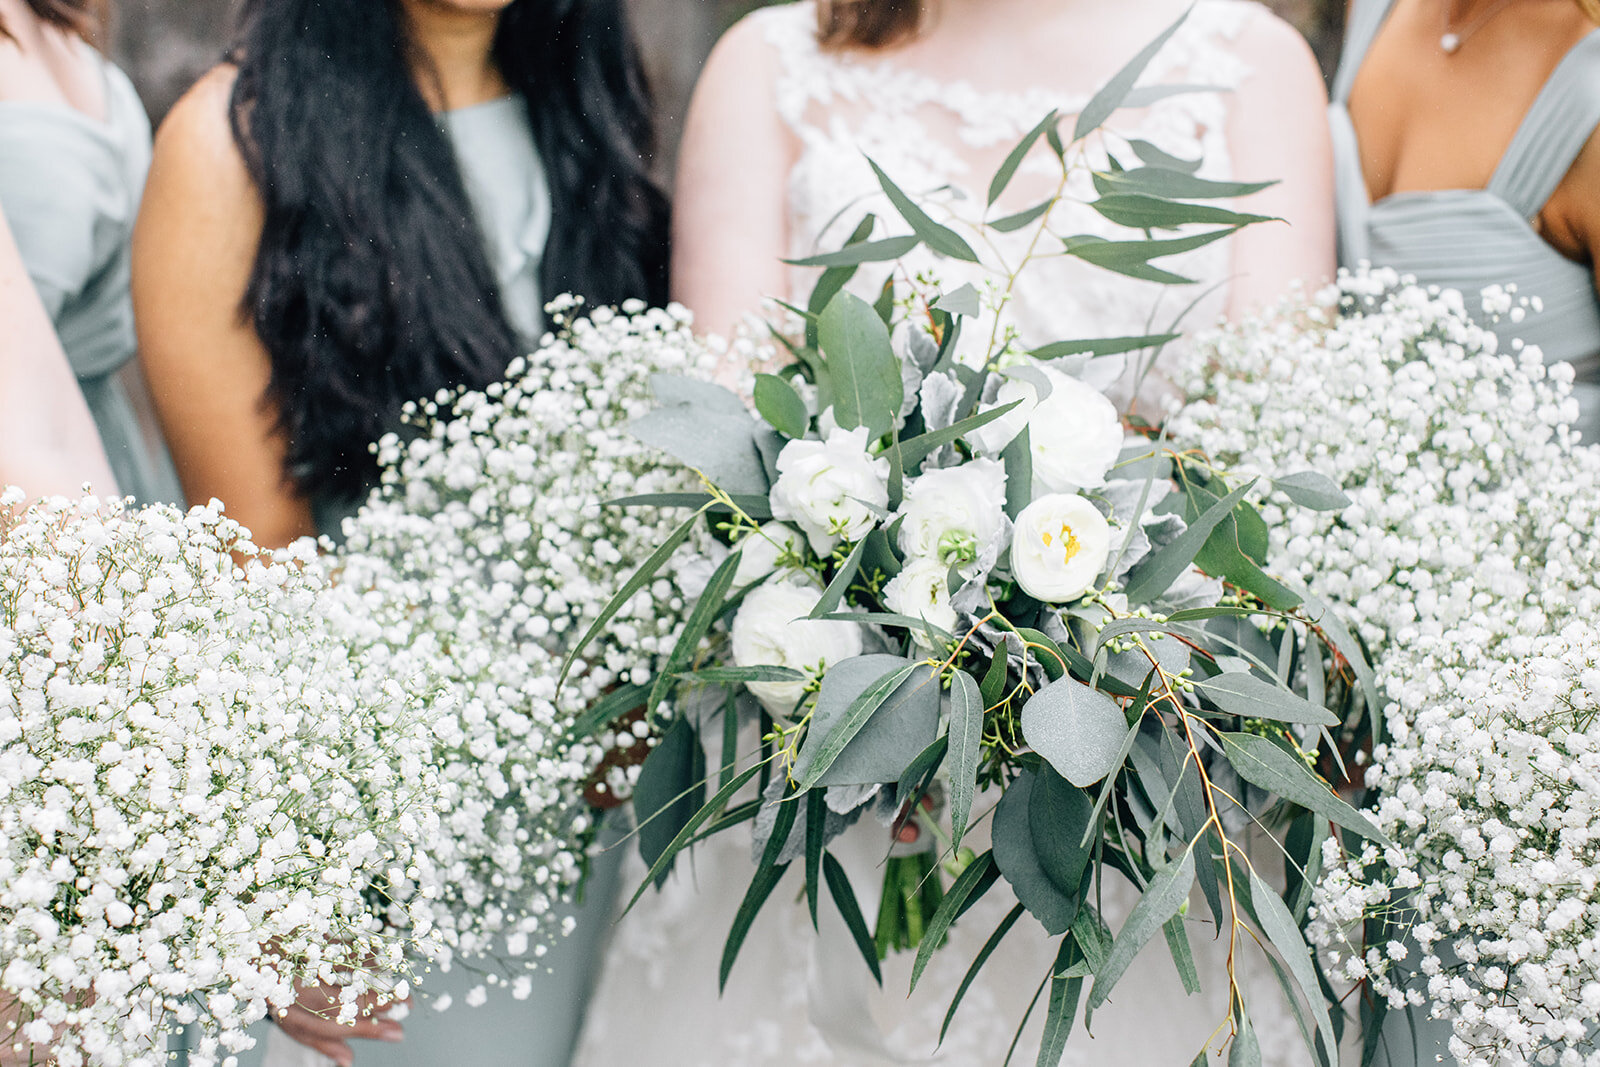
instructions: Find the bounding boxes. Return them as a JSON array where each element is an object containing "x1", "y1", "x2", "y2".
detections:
[
  {"x1": 1010, "y1": 494, "x2": 1112, "y2": 603},
  {"x1": 897, "y1": 460, "x2": 1008, "y2": 580},
  {"x1": 731, "y1": 579, "x2": 865, "y2": 714},
  {"x1": 770, "y1": 427, "x2": 890, "y2": 554},
  {"x1": 882, "y1": 557, "x2": 959, "y2": 649},
  {"x1": 1026, "y1": 372, "x2": 1123, "y2": 494},
  {"x1": 733, "y1": 522, "x2": 805, "y2": 586}
]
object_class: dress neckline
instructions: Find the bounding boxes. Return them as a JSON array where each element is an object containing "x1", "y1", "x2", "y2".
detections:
[
  {"x1": 1337, "y1": 0, "x2": 1600, "y2": 213},
  {"x1": 0, "y1": 42, "x2": 118, "y2": 135}
]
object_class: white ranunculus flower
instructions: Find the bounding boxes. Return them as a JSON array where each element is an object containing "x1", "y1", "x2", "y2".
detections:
[
  {"x1": 770, "y1": 427, "x2": 891, "y2": 554},
  {"x1": 1027, "y1": 372, "x2": 1124, "y2": 494},
  {"x1": 882, "y1": 556, "x2": 960, "y2": 649},
  {"x1": 730, "y1": 579, "x2": 864, "y2": 713},
  {"x1": 1010, "y1": 494, "x2": 1112, "y2": 603},
  {"x1": 898, "y1": 459, "x2": 1008, "y2": 580},
  {"x1": 733, "y1": 522, "x2": 805, "y2": 587}
]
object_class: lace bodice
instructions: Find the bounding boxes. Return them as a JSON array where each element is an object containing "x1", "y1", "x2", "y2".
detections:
[{"x1": 766, "y1": 0, "x2": 1258, "y2": 415}]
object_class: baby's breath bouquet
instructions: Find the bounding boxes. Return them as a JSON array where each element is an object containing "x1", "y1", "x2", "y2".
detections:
[
  {"x1": 1172, "y1": 272, "x2": 1600, "y2": 1065},
  {"x1": 0, "y1": 493, "x2": 439, "y2": 1067},
  {"x1": 570, "y1": 26, "x2": 1381, "y2": 1066},
  {"x1": 325, "y1": 299, "x2": 721, "y2": 994}
]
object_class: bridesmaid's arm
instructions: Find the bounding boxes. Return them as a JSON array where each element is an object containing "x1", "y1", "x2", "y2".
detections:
[
  {"x1": 132, "y1": 66, "x2": 316, "y2": 550},
  {"x1": 671, "y1": 16, "x2": 796, "y2": 360},
  {"x1": 0, "y1": 209, "x2": 119, "y2": 499},
  {"x1": 1223, "y1": 10, "x2": 1337, "y2": 318},
  {"x1": 1540, "y1": 127, "x2": 1600, "y2": 297}
]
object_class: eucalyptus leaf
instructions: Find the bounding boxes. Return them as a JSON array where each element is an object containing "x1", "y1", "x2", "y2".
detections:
[
  {"x1": 794, "y1": 656, "x2": 941, "y2": 789},
  {"x1": 1162, "y1": 915, "x2": 1200, "y2": 995},
  {"x1": 911, "y1": 850, "x2": 998, "y2": 992},
  {"x1": 932, "y1": 283, "x2": 982, "y2": 319},
  {"x1": 1074, "y1": 7, "x2": 1192, "y2": 140},
  {"x1": 823, "y1": 852, "x2": 883, "y2": 986},
  {"x1": 1091, "y1": 193, "x2": 1276, "y2": 231},
  {"x1": 1129, "y1": 139, "x2": 1202, "y2": 173},
  {"x1": 941, "y1": 904, "x2": 1026, "y2": 1043},
  {"x1": 1248, "y1": 868, "x2": 1336, "y2": 1055},
  {"x1": 1218, "y1": 732, "x2": 1392, "y2": 846},
  {"x1": 753, "y1": 373, "x2": 810, "y2": 440},
  {"x1": 1087, "y1": 848, "x2": 1195, "y2": 1015},
  {"x1": 719, "y1": 859, "x2": 789, "y2": 991},
  {"x1": 1230, "y1": 1013, "x2": 1263, "y2": 1067},
  {"x1": 811, "y1": 536, "x2": 869, "y2": 619},
  {"x1": 948, "y1": 670, "x2": 985, "y2": 848},
  {"x1": 1037, "y1": 937, "x2": 1085, "y2": 1067},
  {"x1": 649, "y1": 373, "x2": 753, "y2": 417},
  {"x1": 989, "y1": 109, "x2": 1059, "y2": 207},
  {"x1": 868, "y1": 158, "x2": 981, "y2": 263},
  {"x1": 990, "y1": 200, "x2": 1055, "y2": 233},
  {"x1": 898, "y1": 398, "x2": 1025, "y2": 470},
  {"x1": 786, "y1": 235, "x2": 922, "y2": 268},
  {"x1": 1096, "y1": 166, "x2": 1276, "y2": 201},
  {"x1": 568, "y1": 681, "x2": 648, "y2": 739},
  {"x1": 1273, "y1": 471, "x2": 1352, "y2": 512},
  {"x1": 675, "y1": 665, "x2": 808, "y2": 685},
  {"x1": 625, "y1": 762, "x2": 765, "y2": 913},
  {"x1": 1028, "y1": 333, "x2": 1182, "y2": 360},
  {"x1": 648, "y1": 549, "x2": 742, "y2": 719},
  {"x1": 992, "y1": 770, "x2": 1078, "y2": 934},
  {"x1": 634, "y1": 718, "x2": 706, "y2": 887},
  {"x1": 629, "y1": 406, "x2": 769, "y2": 495},
  {"x1": 1022, "y1": 677, "x2": 1131, "y2": 787},
  {"x1": 820, "y1": 290, "x2": 902, "y2": 440},
  {"x1": 1123, "y1": 477, "x2": 1257, "y2": 605},
  {"x1": 1028, "y1": 768, "x2": 1095, "y2": 898},
  {"x1": 1196, "y1": 671, "x2": 1338, "y2": 727}
]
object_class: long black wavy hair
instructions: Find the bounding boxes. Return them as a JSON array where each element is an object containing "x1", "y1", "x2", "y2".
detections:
[{"x1": 229, "y1": 0, "x2": 669, "y2": 501}]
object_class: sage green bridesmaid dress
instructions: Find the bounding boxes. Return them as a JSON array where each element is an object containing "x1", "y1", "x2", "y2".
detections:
[
  {"x1": 1331, "y1": 6, "x2": 1600, "y2": 1064},
  {"x1": 0, "y1": 49, "x2": 182, "y2": 505},
  {"x1": 1332, "y1": 0, "x2": 1600, "y2": 440},
  {"x1": 225, "y1": 95, "x2": 624, "y2": 1067}
]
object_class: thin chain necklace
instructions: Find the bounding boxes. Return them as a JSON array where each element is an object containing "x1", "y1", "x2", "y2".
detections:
[{"x1": 1439, "y1": 0, "x2": 1523, "y2": 53}]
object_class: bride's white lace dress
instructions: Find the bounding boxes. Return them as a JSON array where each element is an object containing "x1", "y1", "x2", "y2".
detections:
[{"x1": 574, "y1": 3, "x2": 1306, "y2": 1063}]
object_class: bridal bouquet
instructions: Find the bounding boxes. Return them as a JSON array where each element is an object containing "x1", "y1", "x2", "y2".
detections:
[
  {"x1": 1172, "y1": 273, "x2": 1600, "y2": 1065},
  {"x1": 0, "y1": 494, "x2": 438, "y2": 1066},
  {"x1": 569, "y1": 26, "x2": 1379, "y2": 1065},
  {"x1": 324, "y1": 299, "x2": 721, "y2": 993}
]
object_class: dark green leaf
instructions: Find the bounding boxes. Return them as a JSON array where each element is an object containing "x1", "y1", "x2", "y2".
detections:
[
  {"x1": 1088, "y1": 848, "x2": 1195, "y2": 1013},
  {"x1": 993, "y1": 770, "x2": 1078, "y2": 934},
  {"x1": 805, "y1": 790, "x2": 825, "y2": 929},
  {"x1": 1129, "y1": 139, "x2": 1202, "y2": 173},
  {"x1": 648, "y1": 549, "x2": 743, "y2": 719},
  {"x1": 1036, "y1": 937, "x2": 1086, "y2": 1067},
  {"x1": 805, "y1": 214, "x2": 879, "y2": 348},
  {"x1": 753, "y1": 373, "x2": 810, "y2": 440},
  {"x1": 719, "y1": 858, "x2": 789, "y2": 990},
  {"x1": 1015, "y1": 626, "x2": 1069, "y2": 682},
  {"x1": 634, "y1": 719, "x2": 706, "y2": 887},
  {"x1": 1029, "y1": 768, "x2": 1095, "y2": 896},
  {"x1": 1091, "y1": 193, "x2": 1276, "y2": 231},
  {"x1": 911, "y1": 850, "x2": 997, "y2": 992},
  {"x1": 1096, "y1": 166, "x2": 1276, "y2": 201},
  {"x1": 949, "y1": 670, "x2": 985, "y2": 848},
  {"x1": 1122, "y1": 478, "x2": 1258, "y2": 605},
  {"x1": 898, "y1": 398, "x2": 1025, "y2": 470},
  {"x1": 824, "y1": 852, "x2": 883, "y2": 986},
  {"x1": 1122, "y1": 82, "x2": 1226, "y2": 109},
  {"x1": 1003, "y1": 427, "x2": 1032, "y2": 520},
  {"x1": 941, "y1": 903, "x2": 1025, "y2": 1043},
  {"x1": 569, "y1": 682, "x2": 648, "y2": 739},
  {"x1": 1074, "y1": 8, "x2": 1192, "y2": 140},
  {"x1": 811, "y1": 536, "x2": 869, "y2": 618},
  {"x1": 869, "y1": 158, "x2": 981, "y2": 263},
  {"x1": 1219, "y1": 732, "x2": 1391, "y2": 846},
  {"x1": 989, "y1": 199, "x2": 1054, "y2": 233},
  {"x1": 980, "y1": 651, "x2": 1010, "y2": 709},
  {"x1": 560, "y1": 510, "x2": 702, "y2": 689},
  {"x1": 896, "y1": 734, "x2": 949, "y2": 813},
  {"x1": 1062, "y1": 227, "x2": 1241, "y2": 276},
  {"x1": 1195, "y1": 671, "x2": 1338, "y2": 727},
  {"x1": 820, "y1": 290, "x2": 901, "y2": 440},
  {"x1": 1028, "y1": 333, "x2": 1182, "y2": 360},
  {"x1": 676, "y1": 665, "x2": 808, "y2": 685},
  {"x1": 786, "y1": 235, "x2": 921, "y2": 268},
  {"x1": 1162, "y1": 915, "x2": 1201, "y2": 995},
  {"x1": 989, "y1": 109, "x2": 1059, "y2": 208},
  {"x1": 605, "y1": 491, "x2": 774, "y2": 518},
  {"x1": 626, "y1": 762, "x2": 766, "y2": 913}
]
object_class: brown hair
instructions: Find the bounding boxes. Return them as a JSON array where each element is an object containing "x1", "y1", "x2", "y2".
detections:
[
  {"x1": 816, "y1": 0, "x2": 922, "y2": 51},
  {"x1": 0, "y1": 0, "x2": 102, "y2": 42}
]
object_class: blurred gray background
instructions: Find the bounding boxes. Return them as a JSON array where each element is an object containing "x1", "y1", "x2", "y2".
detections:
[{"x1": 109, "y1": 0, "x2": 1346, "y2": 178}]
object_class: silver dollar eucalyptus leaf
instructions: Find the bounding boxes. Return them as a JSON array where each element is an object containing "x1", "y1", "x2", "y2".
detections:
[{"x1": 1021, "y1": 676, "x2": 1131, "y2": 787}]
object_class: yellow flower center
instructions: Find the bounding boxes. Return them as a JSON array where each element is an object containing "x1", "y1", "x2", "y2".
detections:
[{"x1": 1040, "y1": 524, "x2": 1082, "y2": 566}]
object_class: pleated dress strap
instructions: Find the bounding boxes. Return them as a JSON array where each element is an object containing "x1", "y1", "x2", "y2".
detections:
[
  {"x1": 1332, "y1": 0, "x2": 1398, "y2": 103},
  {"x1": 1487, "y1": 30, "x2": 1600, "y2": 219}
]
